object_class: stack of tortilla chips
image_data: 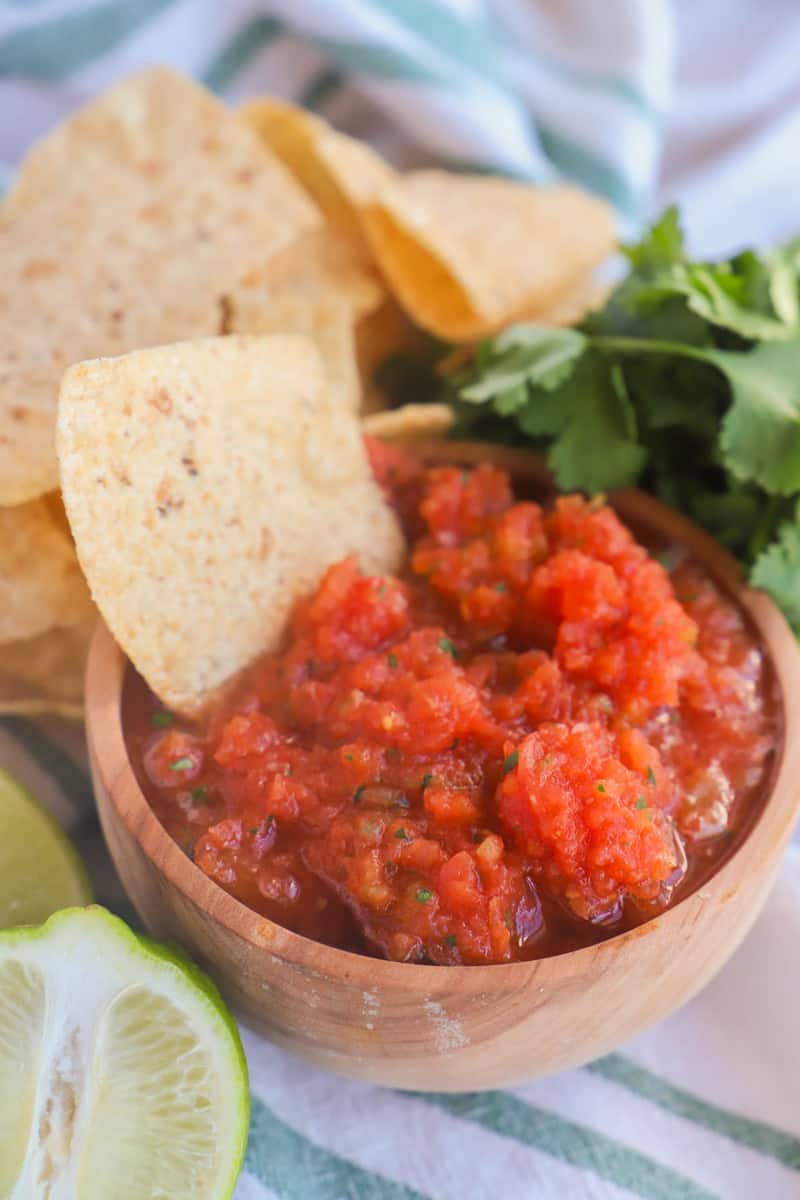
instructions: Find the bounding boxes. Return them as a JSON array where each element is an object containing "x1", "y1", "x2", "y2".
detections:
[{"x1": 0, "y1": 69, "x2": 614, "y2": 718}]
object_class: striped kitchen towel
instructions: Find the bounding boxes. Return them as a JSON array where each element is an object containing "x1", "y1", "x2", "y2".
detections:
[
  {"x1": 3, "y1": 2, "x2": 800, "y2": 1198},
  {"x1": 3, "y1": 0, "x2": 800, "y2": 252}
]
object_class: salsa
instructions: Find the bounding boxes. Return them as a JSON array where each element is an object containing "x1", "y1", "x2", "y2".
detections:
[{"x1": 124, "y1": 444, "x2": 779, "y2": 964}]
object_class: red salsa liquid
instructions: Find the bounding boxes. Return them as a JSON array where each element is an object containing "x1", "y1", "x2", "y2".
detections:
[{"x1": 124, "y1": 444, "x2": 780, "y2": 964}]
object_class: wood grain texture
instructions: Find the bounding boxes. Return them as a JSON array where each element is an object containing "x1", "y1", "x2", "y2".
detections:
[{"x1": 86, "y1": 442, "x2": 800, "y2": 1091}]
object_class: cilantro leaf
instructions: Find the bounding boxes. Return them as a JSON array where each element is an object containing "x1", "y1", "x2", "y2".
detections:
[
  {"x1": 769, "y1": 256, "x2": 800, "y2": 326},
  {"x1": 617, "y1": 208, "x2": 797, "y2": 342},
  {"x1": 664, "y1": 264, "x2": 794, "y2": 341},
  {"x1": 732, "y1": 247, "x2": 799, "y2": 326},
  {"x1": 751, "y1": 513, "x2": 800, "y2": 631},
  {"x1": 169, "y1": 757, "x2": 193, "y2": 772},
  {"x1": 621, "y1": 205, "x2": 685, "y2": 274},
  {"x1": 630, "y1": 358, "x2": 722, "y2": 438},
  {"x1": 548, "y1": 357, "x2": 648, "y2": 492},
  {"x1": 458, "y1": 327, "x2": 586, "y2": 406},
  {"x1": 585, "y1": 283, "x2": 712, "y2": 346},
  {"x1": 491, "y1": 325, "x2": 587, "y2": 391},
  {"x1": 502, "y1": 748, "x2": 519, "y2": 775},
  {"x1": 516, "y1": 379, "x2": 577, "y2": 437},
  {"x1": 494, "y1": 383, "x2": 529, "y2": 416},
  {"x1": 737, "y1": 239, "x2": 800, "y2": 325},
  {"x1": 715, "y1": 340, "x2": 800, "y2": 493},
  {"x1": 745, "y1": 494, "x2": 795, "y2": 562},
  {"x1": 688, "y1": 491, "x2": 763, "y2": 551}
]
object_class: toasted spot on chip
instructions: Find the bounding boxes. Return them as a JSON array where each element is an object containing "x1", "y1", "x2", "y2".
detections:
[
  {"x1": 242, "y1": 98, "x2": 395, "y2": 239},
  {"x1": 57, "y1": 336, "x2": 405, "y2": 715},
  {"x1": 0, "y1": 68, "x2": 319, "y2": 505},
  {"x1": 0, "y1": 497, "x2": 95, "y2": 643},
  {"x1": 0, "y1": 623, "x2": 91, "y2": 720},
  {"x1": 362, "y1": 403, "x2": 455, "y2": 442},
  {"x1": 360, "y1": 172, "x2": 615, "y2": 341}
]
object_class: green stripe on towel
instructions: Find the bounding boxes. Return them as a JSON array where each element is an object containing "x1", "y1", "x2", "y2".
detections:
[
  {"x1": 0, "y1": 0, "x2": 176, "y2": 81},
  {"x1": 589, "y1": 1054, "x2": 800, "y2": 1172},
  {"x1": 423, "y1": 1091, "x2": 717, "y2": 1200},
  {"x1": 246, "y1": 1094, "x2": 431, "y2": 1200},
  {"x1": 537, "y1": 123, "x2": 643, "y2": 219},
  {"x1": 365, "y1": 0, "x2": 505, "y2": 87},
  {"x1": 299, "y1": 67, "x2": 346, "y2": 113},
  {"x1": 308, "y1": 36, "x2": 448, "y2": 88},
  {"x1": 200, "y1": 16, "x2": 283, "y2": 94}
]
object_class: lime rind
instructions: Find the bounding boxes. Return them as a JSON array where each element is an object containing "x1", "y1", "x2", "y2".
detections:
[
  {"x1": 114, "y1": 912, "x2": 251, "y2": 1199},
  {"x1": 0, "y1": 905, "x2": 249, "y2": 1200},
  {"x1": 0, "y1": 768, "x2": 92, "y2": 928}
]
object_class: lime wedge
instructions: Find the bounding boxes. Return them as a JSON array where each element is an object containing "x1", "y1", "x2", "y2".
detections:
[
  {"x1": 0, "y1": 906, "x2": 249, "y2": 1199},
  {"x1": 0, "y1": 768, "x2": 92, "y2": 928}
]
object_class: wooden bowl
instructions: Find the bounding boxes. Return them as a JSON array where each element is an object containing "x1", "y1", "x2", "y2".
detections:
[{"x1": 86, "y1": 442, "x2": 800, "y2": 1092}]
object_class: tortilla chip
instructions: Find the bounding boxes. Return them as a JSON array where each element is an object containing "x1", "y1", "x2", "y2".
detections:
[
  {"x1": 355, "y1": 298, "x2": 430, "y2": 415},
  {"x1": 362, "y1": 404, "x2": 455, "y2": 441},
  {"x1": 0, "y1": 497, "x2": 95, "y2": 643},
  {"x1": 360, "y1": 172, "x2": 615, "y2": 341},
  {"x1": 0, "y1": 623, "x2": 91, "y2": 720},
  {"x1": 239, "y1": 225, "x2": 383, "y2": 322},
  {"x1": 43, "y1": 490, "x2": 74, "y2": 537},
  {"x1": 232, "y1": 291, "x2": 361, "y2": 411},
  {"x1": 243, "y1": 98, "x2": 394, "y2": 237},
  {"x1": 524, "y1": 276, "x2": 609, "y2": 326},
  {"x1": 229, "y1": 225, "x2": 384, "y2": 410},
  {"x1": 0, "y1": 68, "x2": 319, "y2": 505},
  {"x1": 243, "y1": 99, "x2": 353, "y2": 227},
  {"x1": 57, "y1": 336, "x2": 405, "y2": 715}
]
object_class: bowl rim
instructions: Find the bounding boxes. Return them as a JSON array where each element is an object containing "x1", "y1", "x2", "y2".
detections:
[{"x1": 86, "y1": 440, "x2": 800, "y2": 990}]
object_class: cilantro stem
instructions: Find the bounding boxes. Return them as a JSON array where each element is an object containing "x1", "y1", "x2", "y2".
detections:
[{"x1": 591, "y1": 335, "x2": 717, "y2": 366}]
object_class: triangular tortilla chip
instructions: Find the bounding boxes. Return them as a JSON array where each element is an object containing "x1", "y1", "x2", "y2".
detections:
[
  {"x1": 362, "y1": 404, "x2": 455, "y2": 441},
  {"x1": 58, "y1": 336, "x2": 405, "y2": 716},
  {"x1": 0, "y1": 68, "x2": 318, "y2": 504},
  {"x1": 361, "y1": 172, "x2": 615, "y2": 341},
  {"x1": 229, "y1": 225, "x2": 384, "y2": 411},
  {"x1": 0, "y1": 623, "x2": 91, "y2": 720},
  {"x1": 0, "y1": 497, "x2": 95, "y2": 643},
  {"x1": 523, "y1": 276, "x2": 609, "y2": 326},
  {"x1": 243, "y1": 98, "x2": 395, "y2": 239},
  {"x1": 242, "y1": 98, "x2": 614, "y2": 342},
  {"x1": 240, "y1": 225, "x2": 383, "y2": 323},
  {"x1": 232, "y1": 291, "x2": 361, "y2": 412}
]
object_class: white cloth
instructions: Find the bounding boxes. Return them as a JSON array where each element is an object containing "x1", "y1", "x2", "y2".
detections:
[
  {"x1": 2, "y1": 3, "x2": 800, "y2": 1197},
  {"x1": 1, "y1": 0, "x2": 800, "y2": 254}
]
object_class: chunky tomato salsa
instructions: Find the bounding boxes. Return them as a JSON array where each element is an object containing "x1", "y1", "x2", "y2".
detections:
[{"x1": 125, "y1": 444, "x2": 779, "y2": 964}]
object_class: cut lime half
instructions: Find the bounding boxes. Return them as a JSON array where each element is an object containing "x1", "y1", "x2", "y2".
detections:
[
  {"x1": 0, "y1": 768, "x2": 92, "y2": 928},
  {"x1": 0, "y1": 906, "x2": 249, "y2": 1199}
]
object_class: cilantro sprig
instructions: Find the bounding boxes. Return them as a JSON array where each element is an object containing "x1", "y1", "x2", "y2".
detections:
[{"x1": 441, "y1": 208, "x2": 800, "y2": 634}]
